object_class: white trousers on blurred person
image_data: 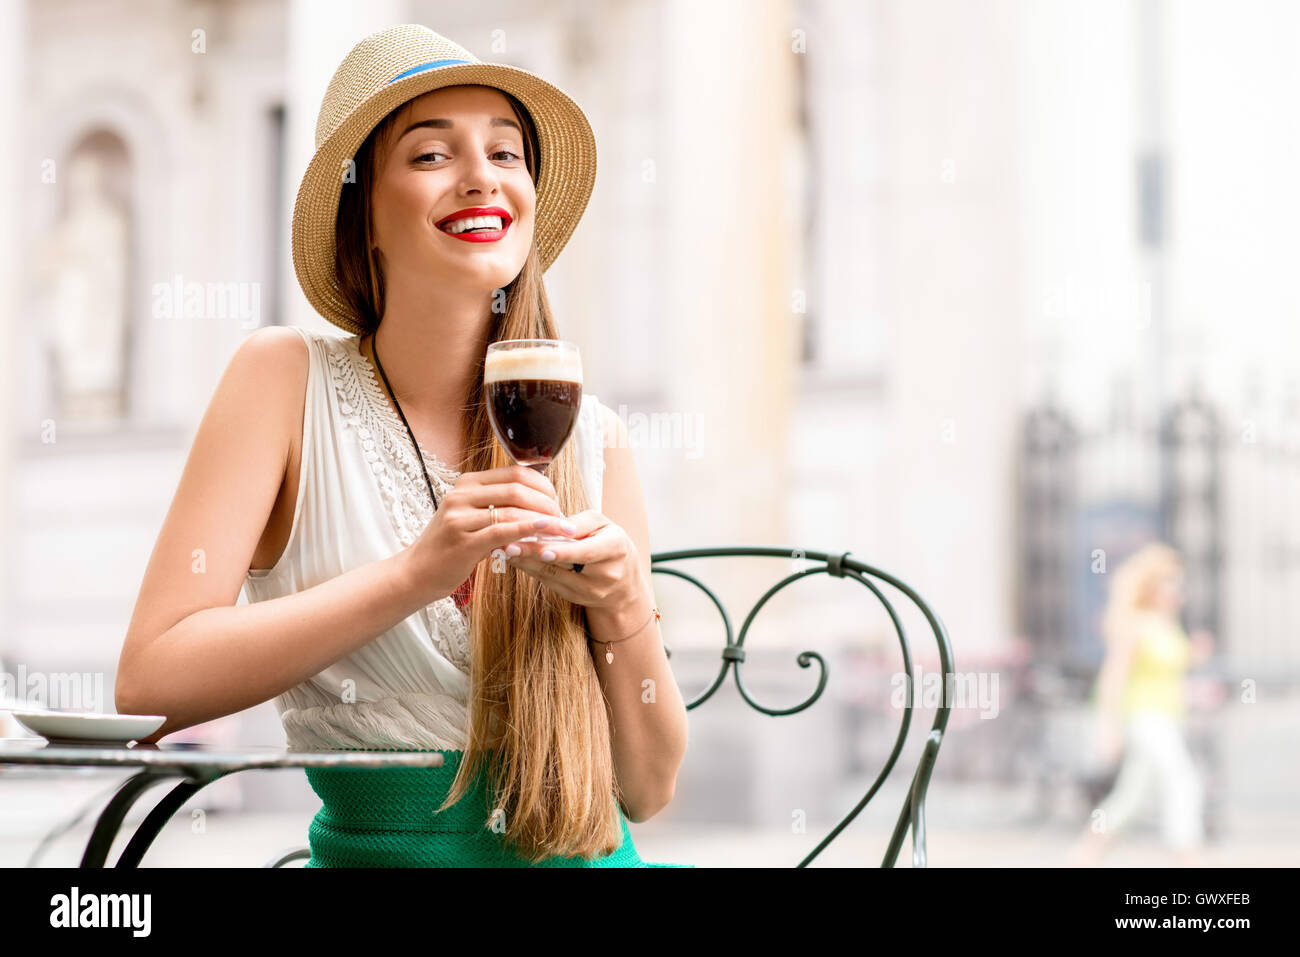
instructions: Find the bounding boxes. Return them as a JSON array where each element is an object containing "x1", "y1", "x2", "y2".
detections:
[{"x1": 1096, "y1": 710, "x2": 1204, "y2": 850}]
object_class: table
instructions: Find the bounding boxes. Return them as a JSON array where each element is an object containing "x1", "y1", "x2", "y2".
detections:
[{"x1": 0, "y1": 738, "x2": 444, "y2": 867}]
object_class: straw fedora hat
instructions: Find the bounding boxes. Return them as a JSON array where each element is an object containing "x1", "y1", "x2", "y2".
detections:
[{"x1": 291, "y1": 23, "x2": 597, "y2": 334}]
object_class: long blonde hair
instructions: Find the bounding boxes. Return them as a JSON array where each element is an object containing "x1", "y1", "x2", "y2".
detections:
[
  {"x1": 1100, "y1": 542, "x2": 1184, "y2": 651},
  {"x1": 335, "y1": 89, "x2": 623, "y2": 861}
]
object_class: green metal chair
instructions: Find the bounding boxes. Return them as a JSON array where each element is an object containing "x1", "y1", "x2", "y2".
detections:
[{"x1": 266, "y1": 546, "x2": 954, "y2": 868}]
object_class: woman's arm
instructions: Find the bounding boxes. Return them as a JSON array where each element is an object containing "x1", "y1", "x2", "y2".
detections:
[
  {"x1": 585, "y1": 406, "x2": 689, "y2": 823},
  {"x1": 1094, "y1": 615, "x2": 1139, "y2": 747},
  {"x1": 115, "y1": 328, "x2": 432, "y2": 742}
]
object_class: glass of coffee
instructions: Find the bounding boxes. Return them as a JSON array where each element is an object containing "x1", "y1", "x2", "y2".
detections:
[{"x1": 485, "y1": 339, "x2": 583, "y2": 542}]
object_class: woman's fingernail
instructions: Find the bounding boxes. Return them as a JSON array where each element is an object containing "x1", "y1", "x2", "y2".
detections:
[
  {"x1": 560, "y1": 520, "x2": 577, "y2": 534},
  {"x1": 534, "y1": 518, "x2": 550, "y2": 529},
  {"x1": 506, "y1": 544, "x2": 521, "y2": 557},
  {"x1": 541, "y1": 549, "x2": 556, "y2": 562}
]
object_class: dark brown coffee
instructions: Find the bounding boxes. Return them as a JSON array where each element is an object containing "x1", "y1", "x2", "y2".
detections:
[
  {"x1": 487, "y1": 379, "x2": 581, "y2": 470},
  {"x1": 485, "y1": 344, "x2": 583, "y2": 472}
]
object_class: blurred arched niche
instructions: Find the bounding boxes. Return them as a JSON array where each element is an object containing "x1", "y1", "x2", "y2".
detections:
[{"x1": 33, "y1": 128, "x2": 133, "y2": 424}]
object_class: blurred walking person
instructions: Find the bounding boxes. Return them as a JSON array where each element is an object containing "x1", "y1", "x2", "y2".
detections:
[{"x1": 1068, "y1": 543, "x2": 1214, "y2": 867}]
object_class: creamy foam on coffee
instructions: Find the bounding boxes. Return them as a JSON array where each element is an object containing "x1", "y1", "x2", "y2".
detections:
[{"x1": 485, "y1": 347, "x2": 582, "y2": 384}]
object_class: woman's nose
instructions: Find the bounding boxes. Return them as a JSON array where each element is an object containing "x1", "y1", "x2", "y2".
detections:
[{"x1": 458, "y1": 151, "x2": 501, "y2": 195}]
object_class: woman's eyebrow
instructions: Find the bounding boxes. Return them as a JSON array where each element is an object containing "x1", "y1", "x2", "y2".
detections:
[{"x1": 398, "y1": 116, "x2": 522, "y2": 140}]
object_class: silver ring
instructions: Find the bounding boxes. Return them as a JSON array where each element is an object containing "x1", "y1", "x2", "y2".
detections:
[{"x1": 489, "y1": 504, "x2": 497, "y2": 525}]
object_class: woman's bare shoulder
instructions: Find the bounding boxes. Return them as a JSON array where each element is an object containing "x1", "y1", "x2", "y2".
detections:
[
  {"x1": 212, "y1": 327, "x2": 313, "y2": 477},
  {"x1": 228, "y1": 327, "x2": 311, "y2": 408},
  {"x1": 238, "y1": 325, "x2": 311, "y2": 365}
]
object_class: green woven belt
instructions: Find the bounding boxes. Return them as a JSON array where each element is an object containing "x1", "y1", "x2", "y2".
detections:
[{"x1": 301, "y1": 748, "x2": 691, "y2": 868}]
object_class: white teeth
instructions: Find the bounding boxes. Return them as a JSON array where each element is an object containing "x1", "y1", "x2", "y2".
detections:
[{"x1": 443, "y1": 215, "x2": 504, "y2": 234}]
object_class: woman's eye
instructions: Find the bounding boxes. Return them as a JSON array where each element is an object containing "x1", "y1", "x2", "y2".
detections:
[{"x1": 415, "y1": 150, "x2": 518, "y2": 163}]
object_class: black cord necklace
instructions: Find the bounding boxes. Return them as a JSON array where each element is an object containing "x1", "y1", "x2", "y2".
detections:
[{"x1": 365, "y1": 332, "x2": 439, "y2": 510}]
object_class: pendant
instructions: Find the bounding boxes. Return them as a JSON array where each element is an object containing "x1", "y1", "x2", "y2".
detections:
[{"x1": 605, "y1": 646, "x2": 614, "y2": 664}]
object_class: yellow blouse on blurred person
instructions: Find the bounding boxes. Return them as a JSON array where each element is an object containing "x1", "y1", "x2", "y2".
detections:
[{"x1": 1123, "y1": 613, "x2": 1192, "y2": 719}]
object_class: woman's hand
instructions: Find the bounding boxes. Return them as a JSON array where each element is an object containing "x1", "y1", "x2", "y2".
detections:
[
  {"x1": 505, "y1": 509, "x2": 643, "y2": 610},
  {"x1": 404, "y1": 465, "x2": 568, "y2": 605}
]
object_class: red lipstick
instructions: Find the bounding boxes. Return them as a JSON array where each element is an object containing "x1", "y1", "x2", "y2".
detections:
[{"x1": 436, "y1": 206, "x2": 513, "y2": 243}]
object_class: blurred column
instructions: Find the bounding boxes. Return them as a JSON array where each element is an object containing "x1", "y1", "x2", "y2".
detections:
[
  {"x1": 281, "y1": 0, "x2": 406, "y2": 331},
  {"x1": 661, "y1": 0, "x2": 797, "y2": 544},
  {"x1": 881, "y1": 0, "x2": 1022, "y2": 655},
  {"x1": 0, "y1": 0, "x2": 26, "y2": 654}
]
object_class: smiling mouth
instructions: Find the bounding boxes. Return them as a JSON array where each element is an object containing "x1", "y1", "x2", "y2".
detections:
[{"x1": 437, "y1": 211, "x2": 512, "y2": 243}]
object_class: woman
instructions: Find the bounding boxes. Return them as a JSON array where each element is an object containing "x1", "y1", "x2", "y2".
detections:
[
  {"x1": 116, "y1": 25, "x2": 690, "y2": 867},
  {"x1": 1068, "y1": 542, "x2": 1213, "y2": 867}
]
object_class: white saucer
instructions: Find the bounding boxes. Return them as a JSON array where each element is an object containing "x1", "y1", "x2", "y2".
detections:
[{"x1": 7, "y1": 710, "x2": 166, "y2": 744}]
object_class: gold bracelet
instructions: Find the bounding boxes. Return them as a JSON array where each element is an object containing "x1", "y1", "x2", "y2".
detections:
[{"x1": 589, "y1": 606, "x2": 660, "y2": 664}]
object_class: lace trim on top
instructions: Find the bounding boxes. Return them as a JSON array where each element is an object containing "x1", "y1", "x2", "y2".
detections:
[{"x1": 325, "y1": 335, "x2": 471, "y2": 673}]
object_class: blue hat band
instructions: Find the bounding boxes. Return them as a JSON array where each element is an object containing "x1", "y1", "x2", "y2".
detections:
[{"x1": 388, "y1": 59, "x2": 472, "y2": 84}]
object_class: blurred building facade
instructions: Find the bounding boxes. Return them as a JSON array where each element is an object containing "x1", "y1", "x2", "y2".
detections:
[{"x1": 0, "y1": 0, "x2": 1296, "y2": 827}]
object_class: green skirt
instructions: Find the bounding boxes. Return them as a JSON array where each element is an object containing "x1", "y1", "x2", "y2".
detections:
[{"x1": 302, "y1": 749, "x2": 691, "y2": 868}]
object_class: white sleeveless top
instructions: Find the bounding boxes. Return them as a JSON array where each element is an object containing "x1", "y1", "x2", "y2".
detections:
[{"x1": 241, "y1": 326, "x2": 607, "y2": 752}]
